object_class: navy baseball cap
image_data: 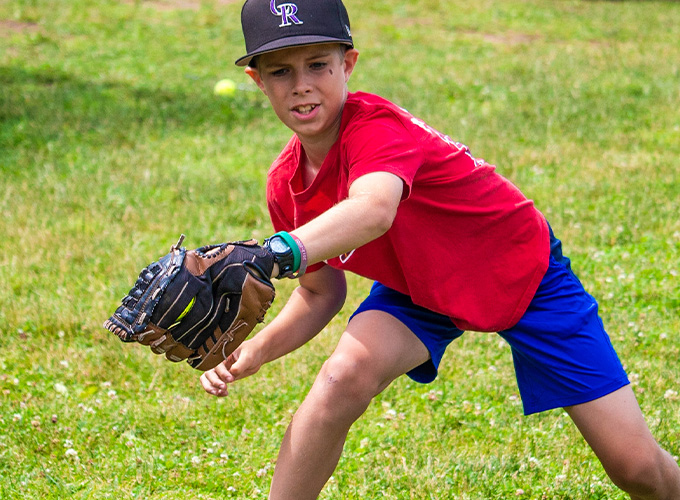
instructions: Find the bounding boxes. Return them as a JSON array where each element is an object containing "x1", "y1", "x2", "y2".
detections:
[{"x1": 236, "y1": 0, "x2": 353, "y2": 67}]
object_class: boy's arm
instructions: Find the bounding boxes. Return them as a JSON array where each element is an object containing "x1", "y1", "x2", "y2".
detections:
[
  {"x1": 251, "y1": 264, "x2": 347, "y2": 363},
  {"x1": 292, "y1": 171, "x2": 404, "y2": 266},
  {"x1": 200, "y1": 264, "x2": 346, "y2": 396},
  {"x1": 201, "y1": 170, "x2": 402, "y2": 396}
]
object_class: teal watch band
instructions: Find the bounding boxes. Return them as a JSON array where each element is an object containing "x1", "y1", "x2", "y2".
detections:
[
  {"x1": 264, "y1": 231, "x2": 301, "y2": 279},
  {"x1": 274, "y1": 231, "x2": 301, "y2": 272}
]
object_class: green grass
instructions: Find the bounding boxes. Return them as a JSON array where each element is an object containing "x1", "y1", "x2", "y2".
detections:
[{"x1": 2, "y1": 0, "x2": 680, "y2": 498}]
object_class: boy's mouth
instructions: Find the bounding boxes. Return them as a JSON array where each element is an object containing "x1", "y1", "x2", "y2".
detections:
[{"x1": 292, "y1": 104, "x2": 318, "y2": 115}]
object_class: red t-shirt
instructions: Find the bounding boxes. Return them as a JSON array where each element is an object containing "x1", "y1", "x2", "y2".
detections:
[{"x1": 267, "y1": 91, "x2": 550, "y2": 332}]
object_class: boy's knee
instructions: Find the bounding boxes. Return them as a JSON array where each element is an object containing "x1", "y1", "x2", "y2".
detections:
[
  {"x1": 605, "y1": 445, "x2": 668, "y2": 495},
  {"x1": 312, "y1": 351, "x2": 384, "y2": 412}
]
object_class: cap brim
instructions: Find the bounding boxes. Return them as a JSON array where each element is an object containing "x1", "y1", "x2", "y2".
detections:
[{"x1": 235, "y1": 36, "x2": 353, "y2": 66}]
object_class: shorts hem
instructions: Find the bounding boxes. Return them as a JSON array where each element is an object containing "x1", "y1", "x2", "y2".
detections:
[{"x1": 522, "y1": 379, "x2": 630, "y2": 416}]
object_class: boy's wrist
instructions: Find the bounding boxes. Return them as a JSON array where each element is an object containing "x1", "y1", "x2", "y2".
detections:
[{"x1": 264, "y1": 231, "x2": 307, "y2": 279}]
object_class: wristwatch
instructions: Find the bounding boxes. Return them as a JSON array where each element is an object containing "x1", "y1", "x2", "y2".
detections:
[{"x1": 264, "y1": 233, "x2": 297, "y2": 279}]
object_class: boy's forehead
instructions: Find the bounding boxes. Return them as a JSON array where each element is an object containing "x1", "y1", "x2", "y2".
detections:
[{"x1": 258, "y1": 43, "x2": 343, "y2": 66}]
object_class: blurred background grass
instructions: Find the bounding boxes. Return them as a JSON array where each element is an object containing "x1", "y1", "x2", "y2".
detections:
[{"x1": 1, "y1": 0, "x2": 679, "y2": 498}]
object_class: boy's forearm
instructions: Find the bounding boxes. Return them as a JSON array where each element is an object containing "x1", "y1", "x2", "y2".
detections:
[{"x1": 253, "y1": 271, "x2": 347, "y2": 364}]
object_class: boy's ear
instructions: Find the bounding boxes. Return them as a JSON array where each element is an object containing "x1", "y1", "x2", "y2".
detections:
[
  {"x1": 244, "y1": 66, "x2": 267, "y2": 94},
  {"x1": 343, "y1": 49, "x2": 359, "y2": 83}
]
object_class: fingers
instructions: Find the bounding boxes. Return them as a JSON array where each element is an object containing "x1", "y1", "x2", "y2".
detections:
[
  {"x1": 225, "y1": 351, "x2": 242, "y2": 379},
  {"x1": 200, "y1": 362, "x2": 234, "y2": 397},
  {"x1": 199, "y1": 342, "x2": 262, "y2": 397},
  {"x1": 214, "y1": 359, "x2": 237, "y2": 383},
  {"x1": 199, "y1": 370, "x2": 226, "y2": 397}
]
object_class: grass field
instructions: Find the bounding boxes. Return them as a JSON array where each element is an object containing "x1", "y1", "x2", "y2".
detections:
[{"x1": 1, "y1": 0, "x2": 679, "y2": 498}]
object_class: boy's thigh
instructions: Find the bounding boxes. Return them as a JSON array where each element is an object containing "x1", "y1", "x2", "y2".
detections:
[
  {"x1": 499, "y1": 255, "x2": 630, "y2": 415},
  {"x1": 350, "y1": 282, "x2": 464, "y2": 384},
  {"x1": 338, "y1": 310, "x2": 431, "y2": 390}
]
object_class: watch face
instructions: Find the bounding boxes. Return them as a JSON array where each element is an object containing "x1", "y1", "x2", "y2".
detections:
[{"x1": 270, "y1": 237, "x2": 290, "y2": 254}]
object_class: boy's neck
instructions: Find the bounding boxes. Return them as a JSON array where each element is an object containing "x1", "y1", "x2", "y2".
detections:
[
  {"x1": 301, "y1": 144, "x2": 327, "y2": 170},
  {"x1": 297, "y1": 130, "x2": 338, "y2": 182},
  {"x1": 300, "y1": 148, "x2": 323, "y2": 188}
]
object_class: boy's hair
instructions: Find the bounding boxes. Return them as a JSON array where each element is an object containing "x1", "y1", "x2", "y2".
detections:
[{"x1": 236, "y1": 0, "x2": 353, "y2": 67}]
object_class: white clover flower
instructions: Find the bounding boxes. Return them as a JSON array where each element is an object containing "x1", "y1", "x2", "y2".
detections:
[
  {"x1": 54, "y1": 383, "x2": 68, "y2": 395},
  {"x1": 65, "y1": 448, "x2": 78, "y2": 458},
  {"x1": 426, "y1": 390, "x2": 440, "y2": 401},
  {"x1": 384, "y1": 409, "x2": 397, "y2": 420}
]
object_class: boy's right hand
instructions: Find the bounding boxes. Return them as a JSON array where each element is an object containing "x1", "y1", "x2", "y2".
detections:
[{"x1": 200, "y1": 340, "x2": 263, "y2": 397}]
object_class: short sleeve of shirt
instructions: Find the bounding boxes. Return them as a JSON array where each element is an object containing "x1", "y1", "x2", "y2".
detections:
[{"x1": 343, "y1": 109, "x2": 424, "y2": 200}]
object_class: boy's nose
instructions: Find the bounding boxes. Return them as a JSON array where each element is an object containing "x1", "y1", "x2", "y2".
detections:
[{"x1": 292, "y1": 73, "x2": 313, "y2": 95}]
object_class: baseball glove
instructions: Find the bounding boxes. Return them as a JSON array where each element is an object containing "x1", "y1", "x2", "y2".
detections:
[{"x1": 103, "y1": 235, "x2": 276, "y2": 371}]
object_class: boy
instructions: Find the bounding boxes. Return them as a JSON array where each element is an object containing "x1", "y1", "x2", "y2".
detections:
[{"x1": 201, "y1": 0, "x2": 680, "y2": 498}]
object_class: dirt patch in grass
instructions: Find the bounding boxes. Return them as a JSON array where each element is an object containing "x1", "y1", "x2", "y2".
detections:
[
  {"x1": 462, "y1": 29, "x2": 541, "y2": 45},
  {"x1": 0, "y1": 20, "x2": 40, "y2": 37},
  {"x1": 118, "y1": 0, "x2": 240, "y2": 11}
]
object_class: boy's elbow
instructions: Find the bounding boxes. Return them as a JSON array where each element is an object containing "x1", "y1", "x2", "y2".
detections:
[
  {"x1": 367, "y1": 194, "x2": 399, "y2": 236},
  {"x1": 373, "y1": 204, "x2": 397, "y2": 236},
  {"x1": 348, "y1": 171, "x2": 403, "y2": 238}
]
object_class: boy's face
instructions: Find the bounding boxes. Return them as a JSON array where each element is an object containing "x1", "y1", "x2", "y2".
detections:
[{"x1": 246, "y1": 43, "x2": 359, "y2": 145}]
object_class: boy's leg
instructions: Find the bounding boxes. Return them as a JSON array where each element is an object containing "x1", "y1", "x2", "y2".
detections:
[
  {"x1": 269, "y1": 310, "x2": 430, "y2": 500},
  {"x1": 565, "y1": 386, "x2": 680, "y2": 500},
  {"x1": 498, "y1": 236, "x2": 680, "y2": 499}
]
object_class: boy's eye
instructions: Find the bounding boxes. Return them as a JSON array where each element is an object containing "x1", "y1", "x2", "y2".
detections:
[
  {"x1": 310, "y1": 62, "x2": 327, "y2": 70},
  {"x1": 270, "y1": 68, "x2": 288, "y2": 77}
]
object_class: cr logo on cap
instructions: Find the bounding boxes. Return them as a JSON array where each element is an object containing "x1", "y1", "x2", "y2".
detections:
[{"x1": 270, "y1": 0, "x2": 303, "y2": 27}]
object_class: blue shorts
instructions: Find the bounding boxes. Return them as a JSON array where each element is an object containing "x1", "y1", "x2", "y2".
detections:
[{"x1": 350, "y1": 230, "x2": 630, "y2": 415}]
